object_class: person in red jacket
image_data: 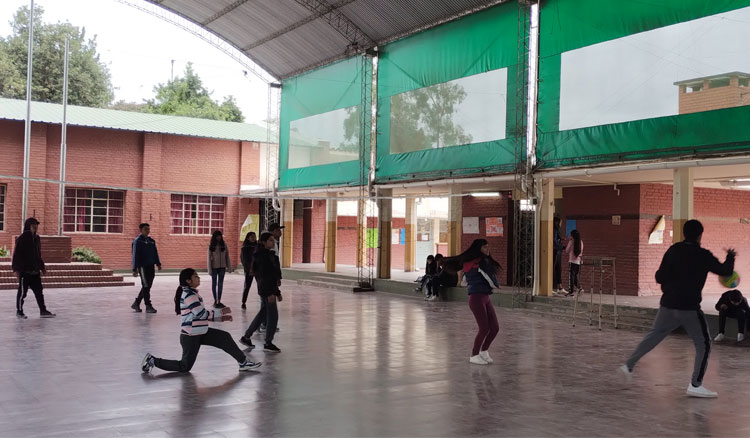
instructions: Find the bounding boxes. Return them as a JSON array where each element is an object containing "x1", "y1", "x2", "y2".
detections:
[{"x1": 12, "y1": 217, "x2": 56, "y2": 319}]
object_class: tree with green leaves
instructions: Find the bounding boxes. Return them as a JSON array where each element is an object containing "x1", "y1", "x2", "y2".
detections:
[
  {"x1": 144, "y1": 63, "x2": 244, "y2": 122},
  {"x1": 0, "y1": 5, "x2": 114, "y2": 107}
]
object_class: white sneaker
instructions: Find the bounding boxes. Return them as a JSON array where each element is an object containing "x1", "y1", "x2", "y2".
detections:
[
  {"x1": 469, "y1": 355, "x2": 488, "y2": 365},
  {"x1": 686, "y1": 384, "x2": 718, "y2": 398},
  {"x1": 738, "y1": 333, "x2": 745, "y2": 342},
  {"x1": 619, "y1": 364, "x2": 633, "y2": 382},
  {"x1": 714, "y1": 333, "x2": 725, "y2": 342},
  {"x1": 479, "y1": 350, "x2": 494, "y2": 364}
]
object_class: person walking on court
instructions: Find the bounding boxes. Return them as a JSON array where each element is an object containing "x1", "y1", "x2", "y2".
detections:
[
  {"x1": 240, "y1": 232, "x2": 258, "y2": 310},
  {"x1": 446, "y1": 239, "x2": 501, "y2": 365},
  {"x1": 131, "y1": 223, "x2": 162, "y2": 313},
  {"x1": 619, "y1": 220, "x2": 735, "y2": 398},
  {"x1": 141, "y1": 268, "x2": 261, "y2": 373},
  {"x1": 13, "y1": 217, "x2": 56, "y2": 319},
  {"x1": 564, "y1": 229, "x2": 583, "y2": 297},
  {"x1": 260, "y1": 223, "x2": 284, "y2": 334},
  {"x1": 239, "y1": 232, "x2": 283, "y2": 353},
  {"x1": 207, "y1": 230, "x2": 232, "y2": 309}
]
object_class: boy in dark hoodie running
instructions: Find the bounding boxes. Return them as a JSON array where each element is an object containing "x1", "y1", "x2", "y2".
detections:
[
  {"x1": 620, "y1": 220, "x2": 735, "y2": 398},
  {"x1": 12, "y1": 217, "x2": 56, "y2": 319}
]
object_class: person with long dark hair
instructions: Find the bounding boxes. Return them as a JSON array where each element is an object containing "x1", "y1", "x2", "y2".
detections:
[
  {"x1": 141, "y1": 268, "x2": 261, "y2": 374},
  {"x1": 445, "y1": 239, "x2": 501, "y2": 365},
  {"x1": 565, "y1": 229, "x2": 583, "y2": 297},
  {"x1": 207, "y1": 230, "x2": 232, "y2": 309},
  {"x1": 553, "y1": 217, "x2": 566, "y2": 294},
  {"x1": 239, "y1": 232, "x2": 283, "y2": 353},
  {"x1": 240, "y1": 232, "x2": 258, "y2": 310}
]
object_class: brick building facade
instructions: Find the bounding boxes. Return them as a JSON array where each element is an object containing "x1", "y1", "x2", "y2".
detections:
[{"x1": 0, "y1": 103, "x2": 265, "y2": 271}]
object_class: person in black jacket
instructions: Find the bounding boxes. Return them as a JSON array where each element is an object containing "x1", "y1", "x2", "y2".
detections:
[
  {"x1": 131, "y1": 223, "x2": 162, "y2": 313},
  {"x1": 552, "y1": 217, "x2": 566, "y2": 293},
  {"x1": 620, "y1": 220, "x2": 735, "y2": 398},
  {"x1": 239, "y1": 232, "x2": 282, "y2": 353},
  {"x1": 240, "y1": 232, "x2": 257, "y2": 310},
  {"x1": 12, "y1": 217, "x2": 55, "y2": 319},
  {"x1": 713, "y1": 289, "x2": 749, "y2": 343}
]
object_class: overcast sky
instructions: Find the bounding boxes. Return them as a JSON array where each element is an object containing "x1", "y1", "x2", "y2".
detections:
[{"x1": 0, "y1": 0, "x2": 270, "y2": 124}]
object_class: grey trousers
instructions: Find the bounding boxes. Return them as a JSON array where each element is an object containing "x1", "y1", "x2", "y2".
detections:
[{"x1": 626, "y1": 307, "x2": 711, "y2": 387}]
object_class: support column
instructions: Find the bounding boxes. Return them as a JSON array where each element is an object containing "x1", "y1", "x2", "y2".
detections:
[
  {"x1": 281, "y1": 199, "x2": 294, "y2": 268},
  {"x1": 356, "y1": 199, "x2": 367, "y2": 268},
  {"x1": 404, "y1": 198, "x2": 417, "y2": 272},
  {"x1": 447, "y1": 186, "x2": 462, "y2": 256},
  {"x1": 538, "y1": 178, "x2": 555, "y2": 296},
  {"x1": 325, "y1": 196, "x2": 337, "y2": 272},
  {"x1": 672, "y1": 168, "x2": 694, "y2": 243},
  {"x1": 377, "y1": 189, "x2": 392, "y2": 279}
]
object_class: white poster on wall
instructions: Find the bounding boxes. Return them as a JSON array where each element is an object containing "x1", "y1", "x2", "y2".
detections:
[
  {"x1": 392, "y1": 229, "x2": 400, "y2": 245},
  {"x1": 463, "y1": 217, "x2": 479, "y2": 234}
]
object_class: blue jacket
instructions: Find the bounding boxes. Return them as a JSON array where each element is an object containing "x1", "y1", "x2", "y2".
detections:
[
  {"x1": 463, "y1": 258, "x2": 499, "y2": 295},
  {"x1": 132, "y1": 235, "x2": 161, "y2": 271}
]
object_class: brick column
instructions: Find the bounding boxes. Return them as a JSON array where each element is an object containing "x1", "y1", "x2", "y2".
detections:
[
  {"x1": 538, "y1": 178, "x2": 555, "y2": 296},
  {"x1": 325, "y1": 196, "x2": 337, "y2": 272},
  {"x1": 141, "y1": 133, "x2": 163, "y2": 231},
  {"x1": 281, "y1": 199, "x2": 294, "y2": 268},
  {"x1": 27, "y1": 124, "x2": 48, "y2": 231},
  {"x1": 356, "y1": 199, "x2": 366, "y2": 268},
  {"x1": 672, "y1": 168, "x2": 693, "y2": 243},
  {"x1": 404, "y1": 198, "x2": 417, "y2": 272},
  {"x1": 448, "y1": 186, "x2": 462, "y2": 256},
  {"x1": 377, "y1": 189, "x2": 392, "y2": 279}
]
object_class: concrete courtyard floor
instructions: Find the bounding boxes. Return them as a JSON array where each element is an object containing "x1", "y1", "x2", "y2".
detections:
[{"x1": 1, "y1": 273, "x2": 749, "y2": 437}]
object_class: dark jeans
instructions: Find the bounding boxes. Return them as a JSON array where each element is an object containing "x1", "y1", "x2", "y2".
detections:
[
  {"x1": 16, "y1": 273, "x2": 48, "y2": 314},
  {"x1": 210, "y1": 268, "x2": 226, "y2": 303},
  {"x1": 153, "y1": 328, "x2": 246, "y2": 372},
  {"x1": 468, "y1": 294, "x2": 499, "y2": 356},
  {"x1": 569, "y1": 263, "x2": 581, "y2": 292},
  {"x1": 244, "y1": 296, "x2": 278, "y2": 344},
  {"x1": 719, "y1": 308, "x2": 747, "y2": 334},
  {"x1": 136, "y1": 266, "x2": 156, "y2": 306},
  {"x1": 242, "y1": 272, "x2": 255, "y2": 304},
  {"x1": 553, "y1": 251, "x2": 562, "y2": 287}
]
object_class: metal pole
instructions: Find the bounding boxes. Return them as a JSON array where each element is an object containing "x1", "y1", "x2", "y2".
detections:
[
  {"x1": 58, "y1": 36, "x2": 70, "y2": 236},
  {"x1": 21, "y1": 0, "x2": 35, "y2": 230}
]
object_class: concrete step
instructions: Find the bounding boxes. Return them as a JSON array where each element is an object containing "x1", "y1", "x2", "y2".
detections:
[
  {"x1": 0, "y1": 262, "x2": 103, "y2": 271},
  {"x1": 309, "y1": 276, "x2": 361, "y2": 286},
  {"x1": 0, "y1": 269, "x2": 115, "y2": 278},
  {"x1": 0, "y1": 275, "x2": 126, "y2": 284},
  {"x1": 296, "y1": 278, "x2": 373, "y2": 293},
  {"x1": 0, "y1": 281, "x2": 135, "y2": 290}
]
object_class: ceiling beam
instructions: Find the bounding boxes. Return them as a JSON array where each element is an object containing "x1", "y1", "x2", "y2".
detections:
[
  {"x1": 201, "y1": 0, "x2": 249, "y2": 26},
  {"x1": 293, "y1": 0, "x2": 374, "y2": 50}
]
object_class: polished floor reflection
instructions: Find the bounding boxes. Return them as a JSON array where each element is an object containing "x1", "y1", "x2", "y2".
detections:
[{"x1": 1, "y1": 273, "x2": 749, "y2": 437}]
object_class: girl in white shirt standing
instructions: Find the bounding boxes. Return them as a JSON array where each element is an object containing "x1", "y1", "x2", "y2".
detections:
[{"x1": 565, "y1": 229, "x2": 583, "y2": 297}]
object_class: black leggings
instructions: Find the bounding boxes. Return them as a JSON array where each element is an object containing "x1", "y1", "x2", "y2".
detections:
[
  {"x1": 242, "y1": 273, "x2": 255, "y2": 304},
  {"x1": 153, "y1": 328, "x2": 246, "y2": 372},
  {"x1": 569, "y1": 263, "x2": 581, "y2": 292}
]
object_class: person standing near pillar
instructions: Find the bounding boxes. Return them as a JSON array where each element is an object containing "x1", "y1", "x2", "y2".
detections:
[
  {"x1": 564, "y1": 229, "x2": 583, "y2": 297},
  {"x1": 552, "y1": 217, "x2": 566, "y2": 294},
  {"x1": 240, "y1": 232, "x2": 257, "y2": 310},
  {"x1": 207, "y1": 230, "x2": 232, "y2": 309},
  {"x1": 13, "y1": 217, "x2": 56, "y2": 319},
  {"x1": 619, "y1": 220, "x2": 735, "y2": 398},
  {"x1": 131, "y1": 223, "x2": 162, "y2": 313}
]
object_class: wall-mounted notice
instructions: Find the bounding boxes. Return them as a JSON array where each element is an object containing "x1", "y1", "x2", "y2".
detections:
[
  {"x1": 486, "y1": 217, "x2": 503, "y2": 237},
  {"x1": 463, "y1": 217, "x2": 479, "y2": 234}
]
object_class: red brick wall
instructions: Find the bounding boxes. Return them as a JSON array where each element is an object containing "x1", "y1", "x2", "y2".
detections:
[
  {"x1": 461, "y1": 193, "x2": 510, "y2": 285},
  {"x1": 0, "y1": 119, "x2": 261, "y2": 271}
]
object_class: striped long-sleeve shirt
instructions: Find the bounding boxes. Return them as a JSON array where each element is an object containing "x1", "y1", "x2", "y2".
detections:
[{"x1": 180, "y1": 286, "x2": 223, "y2": 335}]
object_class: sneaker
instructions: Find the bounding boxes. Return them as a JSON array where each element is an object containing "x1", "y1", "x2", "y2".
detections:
[
  {"x1": 714, "y1": 333, "x2": 725, "y2": 342},
  {"x1": 738, "y1": 333, "x2": 745, "y2": 342},
  {"x1": 479, "y1": 350, "x2": 494, "y2": 364},
  {"x1": 619, "y1": 364, "x2": 633, "y2": 382},
  {"x1": 131, "y1": 301, "x2": 142, "y2": 313},
  {"x1": 40, "y1": 310, "x2": 56, "y2": 318},
  {"x1": 424, "y1": 294, "x2": 431, "y2": 301},
  {"x1": 145, "y1": 305, "x2": 157, "y2": 314},
  {"x1": 686, "y1": 384, "x2": 718, "y2": 398},
  {"x1": 241, "y1": 303, "x2": 247, "y2": 310},
  {"x1": 215, "y1": 303, "x2": 226, "y2": 309},
  {"x1": 239, "y1": 336, "x2": 255, "y2": 349},
  {"x1": 239, "y1": 360, "x2": 262, "y2": 371},
  {"x1": 263, "y1": 343, "x2": 281, "y2": 353},
  {"x1": 469, "y1": 355, "x2": 488, "y2": 365},
  {"x1": 16, "y1": 311, "x2": 27, "y2": 319},
  {"x1": 141, "y1": 353, "x2": 155, "y2": 373}
]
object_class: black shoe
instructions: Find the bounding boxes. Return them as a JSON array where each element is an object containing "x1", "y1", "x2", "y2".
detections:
[
  {"x1": 16, "y1": 311, "x2": 27, "y2": 319},
  {"x1": 215, "y1": 303, "x2": 226, "y2": 309},
  {"x1": 241, "y1": 303, "x2": 247, "y2": 310},
  {"x1": 239, "y1": 336, "x2": 255, "y2": 349},
  {"x1": 40, "y1": 310, "x2": 56, "y2": 318},
  {"x1": 145, "y1": 305, "x2": 157, "y2": 314},
  {"x1": 263, "y1": 343, "x2": 281, "y2": 353},
  {"x1": 131, "y1": 301, "x2": 142, "y2": 313}
]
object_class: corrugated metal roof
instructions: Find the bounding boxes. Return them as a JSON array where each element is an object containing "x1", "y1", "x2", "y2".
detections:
[
  {"x1": 0, "y1": 97, "x2": 272, "y2": 143},
  {"x1": 147, "y1": 0, "x2": 509, "y2": 79}
]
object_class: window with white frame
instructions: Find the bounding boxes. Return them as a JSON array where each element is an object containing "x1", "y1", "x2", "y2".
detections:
[
  {"x1": 0, "y1": 184, "x2": 5, "y2": 231},
  {"x1": 170, "y1": 194, "x2": 225, "y2": 235},
  {"x1": 63, "y1": 188, "x2": 124, "y2": 233}
]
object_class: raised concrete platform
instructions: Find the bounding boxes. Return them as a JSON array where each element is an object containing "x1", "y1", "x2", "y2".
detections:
[
  {"x1": 1, "y1": 273, "x2": 749, "y2": 436},
  {"x1": 0, "y1": 261, "x2": 135, "y2": 290}
]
